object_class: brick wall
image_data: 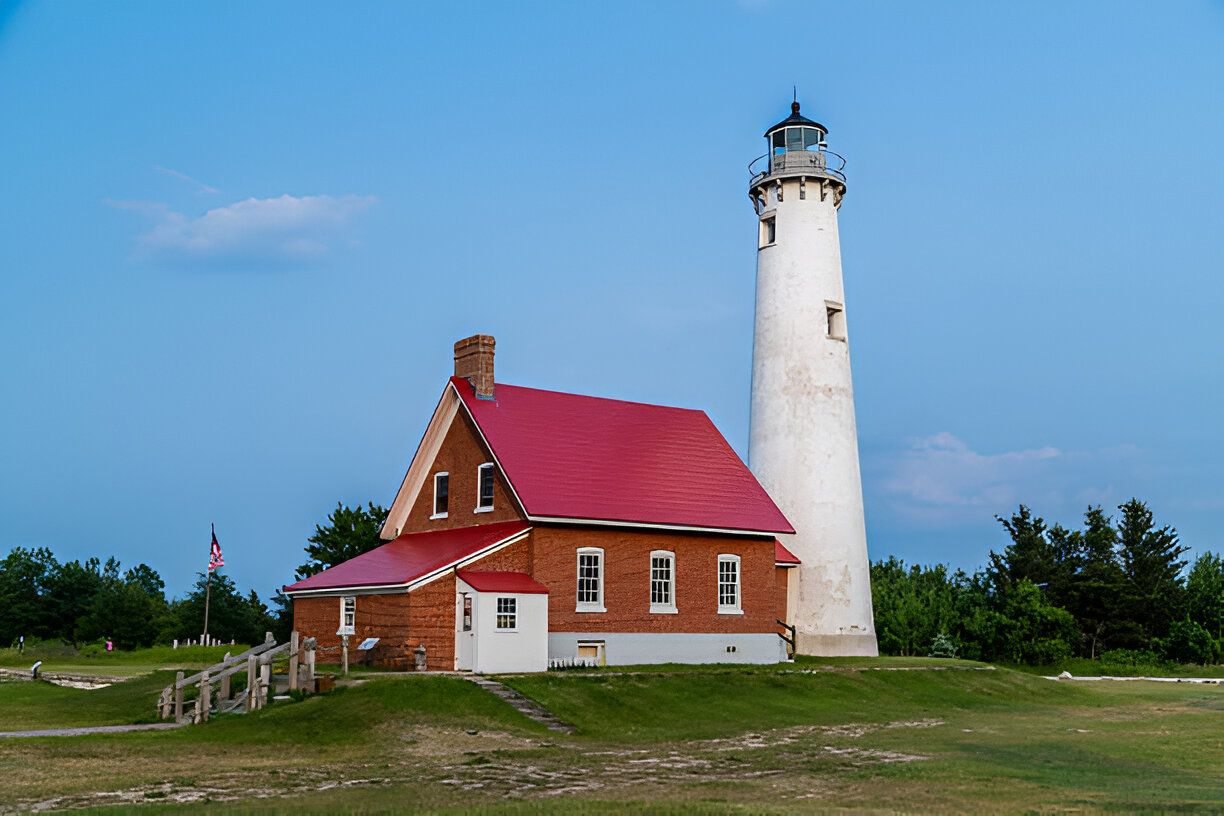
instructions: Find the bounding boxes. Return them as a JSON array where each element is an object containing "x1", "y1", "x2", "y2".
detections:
[
  {"x1": 401, "y1": 409, "x2": 522, "y2": 533},
  {"x1": 292, "y1": 593, "x2": 415, "y2": 667},
  {"x1": 293, "y1": 536, "x2": 534, "y2": 670},
  {"x1": 530, "y1": 526, "x2": 778, "y2": 635},
  {"x1": 406, "y1": 536, "x2": 533, "y2": 670},
  {"x1": 775, "y1": 566, "x2": 790, "y2": 631}
]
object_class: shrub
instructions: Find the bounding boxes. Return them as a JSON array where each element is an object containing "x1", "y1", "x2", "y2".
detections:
[
  {"x1": 1156, "y1": 619, "x2": 1216, "y2": 665},
  {"x1": 1098, "y1": 648, "x2": 1167, "y2": 668},
  {"x1": 928, "y1": 632, "x2": 958, "y2": 658}
]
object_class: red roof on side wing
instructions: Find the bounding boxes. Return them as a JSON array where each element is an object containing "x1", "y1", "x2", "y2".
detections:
[
  {"x1": 452, "y1": 377, "x2": 793, "y2": 535},
  {"x1": 284, "y1": 520, "x2": 530, "y2": 594},
  {"x1": 775, "y1": 539, "x2": 801, "y2": 565},
  {"x1": 457, "y1": 570, "x2": 549, "y2": 594}
]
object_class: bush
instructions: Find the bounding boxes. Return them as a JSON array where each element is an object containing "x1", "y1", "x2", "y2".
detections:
[
  {"x1": 1156, "y1": 619, "x2": 1216, "y2": 665},
  {"x1": 928, "y1": 632, "x2": 958, "y2": 658},
  {"x1": 1098, "y1": 648, "x2": 1167, "y2": 668}
]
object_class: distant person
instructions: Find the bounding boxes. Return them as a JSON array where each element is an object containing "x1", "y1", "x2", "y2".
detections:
[
  {"x1": 18, "y1": 635, "x2": 23, "y2": 655},
  {"x1": 105, "y1": 638, "x2": 113, "y2": 652}
]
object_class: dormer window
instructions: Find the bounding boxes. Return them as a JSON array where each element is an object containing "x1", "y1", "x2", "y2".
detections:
[
  {"x1": 475, "y1": 463, "x2": 495, "y2": 512},
  {"x1": 432, "y1": 472, "x2": 449, "y2": 519}
]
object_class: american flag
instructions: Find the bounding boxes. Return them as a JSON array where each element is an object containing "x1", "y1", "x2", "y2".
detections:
[{"x1": 209, "y1": 527, "x2": 224, "y2": 572}]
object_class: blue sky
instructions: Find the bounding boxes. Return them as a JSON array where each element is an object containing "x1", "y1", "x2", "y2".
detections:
[{"x1": 2, "y1": 1, "x2": 1222, "y2": 599}]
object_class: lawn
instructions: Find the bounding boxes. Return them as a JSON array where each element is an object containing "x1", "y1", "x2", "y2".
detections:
[
  {"x1": 0, "y1": 643, "x2": 249, "y2": 678},
  {"x1": 2, "y1": 661, "x2": 1224, "y2": 813}
]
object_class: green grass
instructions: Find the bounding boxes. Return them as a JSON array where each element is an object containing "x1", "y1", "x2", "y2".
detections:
[
  {"x1": 0, "y1": 672, "x2": 173, "y2": 729},
  {"x1": 501, "y1": 661, "x2": 1090, "y2": 742},
  {"x1": 0, "y1": 643, "x2": 251, "y2": 677},
  {"x1": 5, "y1": 662, "x2": 1224, "y2": 813}
]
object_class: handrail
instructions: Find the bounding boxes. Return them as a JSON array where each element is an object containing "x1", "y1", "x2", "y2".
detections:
[
  {"x1": 749, "y1": 150, "x2": 847, "y2": 186},
  {"x1": 176, "y1": 632, "x2": 276, "y2": 689}
]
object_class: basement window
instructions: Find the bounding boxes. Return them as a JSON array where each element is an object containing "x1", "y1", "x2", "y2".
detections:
[
  {"x1": 759, "y1": 216, "x2": 776, "y2": 249},
  {"x1": 432, "y1": 472, "x2": 449, "y2": 519},
  {"x1": 826, "y1": 302, "x2": 846, "y2": 340},
  {"x1": 475, "y1": 463, "x2": 495, "y2": 512},
  {"x1": 496, "y1": 597, "x2": 517, "y2": 631}
]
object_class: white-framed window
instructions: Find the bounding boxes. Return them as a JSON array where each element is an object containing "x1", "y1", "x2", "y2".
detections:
[
  {"x1": 432, "y1": 471, "x2": 449, "y2": 519},
  {"x1": 576, "y1": 547, "x2": 605, "y2": 612},
  {"x1": 717, "y1": 555, "x2": 742, "y2": 614},
  {"x1": 649, "y1": 550, "x2": 676, "y2": 613},
  {"x1": 461, "y1": 594, "x2": 472, "y2": 632},
  {"x1": 495, "y1": 597, "x2": 517, "y2": 631},
  {"x1": 339, "y1": 596, "x2": 356, "y2": 635},
  {"x1": 475, "y1": 463, "x2": 495, "y2": 512}
]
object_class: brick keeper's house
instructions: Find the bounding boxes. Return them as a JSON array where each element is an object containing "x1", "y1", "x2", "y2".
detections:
[{"x1": 284, "y1": 335, "x2": 800, "y2": 672}]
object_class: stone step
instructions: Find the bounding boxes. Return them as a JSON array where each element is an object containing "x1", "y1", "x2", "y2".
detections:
[{"x1": 466, "y1": 677, "x2": 575, "y2": 734}]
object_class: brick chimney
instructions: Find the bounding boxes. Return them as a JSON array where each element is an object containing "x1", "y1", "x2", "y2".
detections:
[{"x1": 454, "y1": 334, "x2": 496, "y2": 399}]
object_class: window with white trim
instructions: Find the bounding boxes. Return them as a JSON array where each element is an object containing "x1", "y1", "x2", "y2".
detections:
[
  {"x1": 717, "y1": 555, "x2": 741, "y2": 613},
  {"x1": 475, "y1": 463, "x2": 495, "y2": 512},
  {"x1": 339, "y1": 596, "x2": 356, "y2": 635},
  {"x1": 495, "y1": 597, "x2": 517, "y2": 630},
  {"x1": 649, "y1": 550, "x2": 676, "y2": 613},
  {"x1": 576, "y1": 547, "x2": 605, "y2": 611},
  {"x1": 432, "y1": 472, "x2": 449, "y2": 518}
]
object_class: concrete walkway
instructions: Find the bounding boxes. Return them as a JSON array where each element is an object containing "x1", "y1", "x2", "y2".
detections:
[
  {"x1": 0, "y1": 722, "x2": 186, "y2": 738},
  {"x1": 464, "y1": 676, "x2": 575, "y2": 733}
]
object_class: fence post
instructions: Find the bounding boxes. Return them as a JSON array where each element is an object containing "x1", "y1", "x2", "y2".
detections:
[
  {"x1": 258, "y1": 653, "x2": 271, "y2": 709},
  {"x1": 158, "y1": 687, "x2": 171, "y2": 719},
  {"x1": 245, "y1": 654, "x2": 257, "y2": 713},
  {"x1": 174, "y1": 671, "x2": 184, "y2": 721},
  {"x1": 199, "y1": 671, "x2": 211, "y2": 723},
  {"x1": 288, "y1": 631, "x2": 300, "y2": 692},
  {"x1": 219, "y1": 652, "x2": 232, "y2": 700},
  {"x1": 305, "y1": 641, "x2": 316, "y2": 685}
]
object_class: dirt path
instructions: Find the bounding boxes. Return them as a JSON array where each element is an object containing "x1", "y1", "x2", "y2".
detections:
[{"x1": 0, "y1": 722, "x2": 186, "y2": 738}]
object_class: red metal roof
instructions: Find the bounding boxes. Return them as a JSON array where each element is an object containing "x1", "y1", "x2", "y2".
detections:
[
  {"x1": 775, "y1": 539, "x2": 801, "y2": 565},
  {"x1": 452, "y1": 377, "x2": 793, "y2": 535},
  {"x1": 284, "y1": 520, "x2": 530, "y2": 593},
  {"x1": 457, "y1": 570, "x2": 549, "y2": 594}
]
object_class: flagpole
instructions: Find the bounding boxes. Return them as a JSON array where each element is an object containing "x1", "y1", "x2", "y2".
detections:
[{"x1": 203, "y1": 523, "x2": 213, "y2": 645}]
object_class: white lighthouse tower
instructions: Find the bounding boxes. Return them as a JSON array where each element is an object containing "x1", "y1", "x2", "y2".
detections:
[{"x1": 747, "y1": 102, "x2": 878, "y2": 656}]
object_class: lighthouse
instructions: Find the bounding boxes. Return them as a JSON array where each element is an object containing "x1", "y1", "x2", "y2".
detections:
[{"x1": 747, "y1": 102, "x2": 878, "y2": 656}]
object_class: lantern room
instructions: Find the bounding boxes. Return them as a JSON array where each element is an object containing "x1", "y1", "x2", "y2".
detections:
[{"x1": 766, "y1": 101, "x2": 827, "y2": 155}]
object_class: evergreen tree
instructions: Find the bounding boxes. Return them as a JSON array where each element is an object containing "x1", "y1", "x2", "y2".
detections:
[
  {"x1": 1066, "y1": 506, "x2": 1127, "y2": 657},
  {"x1": 295, "y1": 502, "x2": 389, "y2": 580},
  {"x1": 988, "y1": 505, "x2": 1055, "y2": 594},
  {"x1": 1117, "y1": 498, "x2": 1187, "y2": 640},
  {"x1": 1185, "y1": 552, "x2": 1224, "y2": 640}
]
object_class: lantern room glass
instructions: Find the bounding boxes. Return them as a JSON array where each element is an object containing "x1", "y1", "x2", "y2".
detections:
[{"x1": 770, "y1": 126, "x2": 825, "y2": 155}]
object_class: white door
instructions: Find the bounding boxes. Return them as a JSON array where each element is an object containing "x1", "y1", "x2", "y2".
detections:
[{"x1": 455, "y1": 593, "x2": 475, "y2": 671}]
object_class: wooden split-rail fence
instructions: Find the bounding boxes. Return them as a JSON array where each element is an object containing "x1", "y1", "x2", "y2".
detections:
[{"x1": 157, "y1": 631, "x2": 317, "y2": 724}]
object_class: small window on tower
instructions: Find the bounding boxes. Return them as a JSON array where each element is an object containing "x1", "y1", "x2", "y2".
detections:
[
  {"x1": 760, "y1": 216, "x2": 776, "y2": 249},
  {"x1": 826, "y1": 302, "x2": 846, "y2": 340}
]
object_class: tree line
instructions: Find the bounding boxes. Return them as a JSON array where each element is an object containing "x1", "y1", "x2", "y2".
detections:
[
  {"x1": 872, "y1": 499, "x2": 1223, "y2": 665},
  {"x1": 0, "y1": 548, "x2": 285, "y2": 650},
  {"x1": 0, "y1": 502, "x2": 388, "y2": 652}
]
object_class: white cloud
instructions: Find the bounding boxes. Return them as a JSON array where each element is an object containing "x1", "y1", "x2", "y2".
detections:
[
  {"x1": 111, "y1": 194, "x2": 375, "y2": 263},
  {"x1": 870, "y1": 432, "x2": 1137, "y2": 529}
]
